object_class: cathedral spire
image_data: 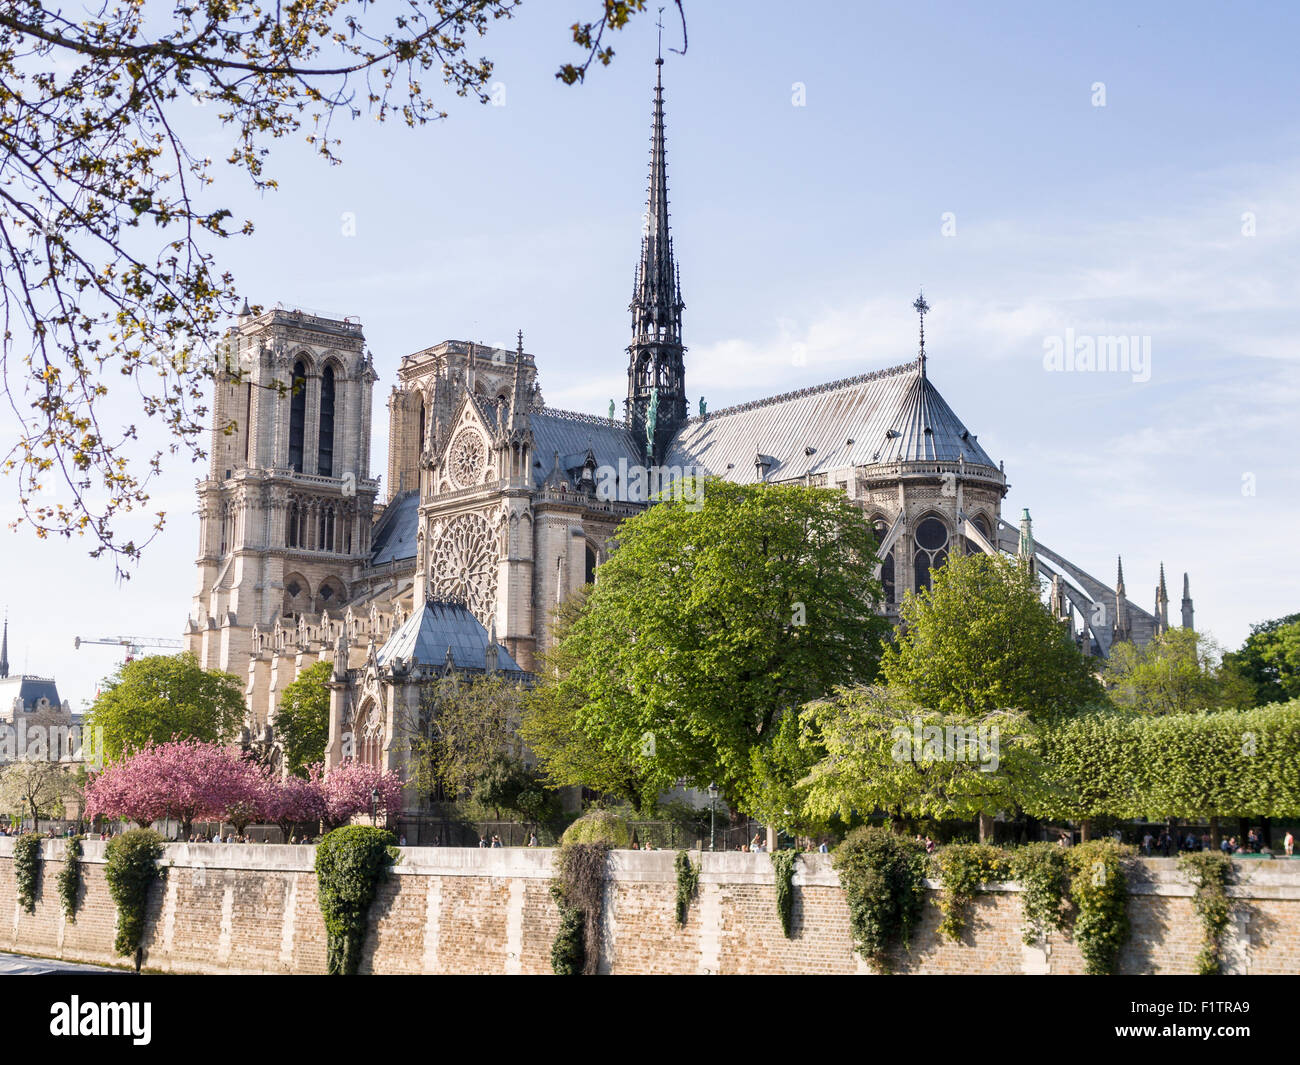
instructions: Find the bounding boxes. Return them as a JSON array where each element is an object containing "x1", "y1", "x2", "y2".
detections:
[
  {"x1": 1154, "y1": 563, "x2": 1170, "y2": 636},
  {"x1": 509, "y1": 330, "x2": 528, "y2": 427},
  {"x1": 625, "y1": 54, "x2": 686, "y2": 463},
  {"x1": 1113, "y1": 556, "x2": 1131, "y2": 642},
  {"x1": 0, "y1": 612, "x2": 8, "y2": 679},
  {"x1": 1181, "y1": 571, "x2": 1195, "y2": 631}
]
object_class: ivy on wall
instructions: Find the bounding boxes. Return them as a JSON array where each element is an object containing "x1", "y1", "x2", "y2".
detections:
[
  {"x1": 674, "y1": 850, "x2": 699, "y2": 927},
  {"x1": 550, "y1": 841, "x2": 609, "y2": 975},
  {"x1": 932, "y1": 844, "x2": 1011, "y2": 942},
  {"x1": 832, "y1": 827, "x2": 927, "y2": 972},
  {"x1": 13, "y1": 833, "x2": 41, "y2": 914},
  {"x1": 58, "y1": 835, "x2": 84, "y2": 921},
  {"x1": 1065, "y1": 840, "x2": 1133, "y2": 975},
  {"x1": 1010, "y1": 842, "x2": 1071, "y2": 945},
  {"x1": 1179, "y1": 851, "x2": 1234, "y2": 975},
  {"x1": 314, "y1": 825, "x2": 398, "y2": 975},
  {"x1": 104, "y1": 829, "x2": 165, "y2": 958},
  {"x1": 770, "y1": 850, "x2": 797, "y2": 938}
]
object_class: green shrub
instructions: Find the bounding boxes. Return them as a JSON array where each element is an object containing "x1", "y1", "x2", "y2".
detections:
[
  {"x1": 104, "y1": 829, "x2": 165, "y2": 957},
  {"x1": 1010, "y1": 842, "x2": 1071, "y2": 944},
  {"x1": 550, "y1": 841, "x2": 609, "y2": 974},
  {"x1": 932, "y1": 843, "x2": 1011, "y2": 942},
  {"x1": 13, "y1": 833, "x2": 42, "y2": 914},
  {"x1": 58, "y1": 835, "x2": 84, "y2": 921},
  {"x1": 771, "y1": 850, "x2": 797, "y2": 938},
  {"x1": 832, "y1": 827, "x2": 927, "y2": 972},
  {"x1": 1179, "y1": 851, "x2": 1234, "y2": 975},
  {"x1": 674, "y1": 850, "x2": 699, "y2": 926},
  {"x1": 1065, "y1": 840, "x2": 1132, "y2": 975},
  {"x1": 314, "y1": 825, "x2": 398, "y2": 975},
  {"x1": 560, "y1": 809, "x2": 630, "y2": 847}
]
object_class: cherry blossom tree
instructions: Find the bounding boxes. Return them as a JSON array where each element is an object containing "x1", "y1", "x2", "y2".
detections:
[
  {"x1": 85, "y1": 740, "x2": 266, "y2": 838},
  {"x1": 317, "y1": 761, "x2": 404, "y2": 831},
  {"x1": 263, "y1": 772, "x2": 328, "y2": 843}
]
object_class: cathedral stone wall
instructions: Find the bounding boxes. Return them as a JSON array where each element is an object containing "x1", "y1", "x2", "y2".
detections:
[{"x1": 2, "y1": 839, "x2": 1294, "y2": 975}]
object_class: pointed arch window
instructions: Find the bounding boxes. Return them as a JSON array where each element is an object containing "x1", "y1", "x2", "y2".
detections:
[
  {"x1": 288, "y1": 359, "x2": 307, "y2": 472},
  {"x1": 318, "y1": 364, "x2": 336, "y2": 477},
  {"x1": 913, "y1": 515, "x2": 949, "y2": 594}
]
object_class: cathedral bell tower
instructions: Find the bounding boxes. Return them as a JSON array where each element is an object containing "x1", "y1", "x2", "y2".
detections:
[{"x1": 625, "y1": 55, "x2": 687, "y2": 465}]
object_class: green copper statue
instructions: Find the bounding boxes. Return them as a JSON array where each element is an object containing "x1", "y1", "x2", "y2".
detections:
[
  {"x1": 699, "y1": 396, "x2": 707, "y2": 420},
  {"x1": 608, "y1": 399, "x2": 615, "y2": 421},
  {"x1": 645, "y1": 385, "x2": 659, "y2": 448}
]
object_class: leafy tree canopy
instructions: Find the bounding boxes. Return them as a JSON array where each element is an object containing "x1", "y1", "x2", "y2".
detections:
[
  {"x1": 1223, "y1": 613, "x2": 1300, "y2": 708},
  {"x1": 1104, "y1": 628, "x2": 1254, "y2": 715},
  {"x1": 0, "y1": 0, "x2": 662, "y2": 568},
  {"x1": 87, "y1": 651, "x2": 244, "y2": 762},
  {"x1": 276, "y1": 660, "x2": 333, "y2": 777},
  {"x1": 528, "y1": 479, "x2": 890, "y2": 820},
  {"x1": 882, "y1": 552, "x2": 1104, "y2": 724}
]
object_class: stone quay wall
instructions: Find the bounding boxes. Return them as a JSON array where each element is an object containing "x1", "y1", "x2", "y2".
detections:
[{"x1": 1, "y1": 838, "x2": 1297, "y2": 974}]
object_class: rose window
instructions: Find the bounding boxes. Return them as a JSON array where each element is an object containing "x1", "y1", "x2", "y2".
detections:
[
  {"x1": 449, "y1": 429, "x2": 486, "y2": 489},
  {"x1": 430, "y1": 513, "x2": 498, "y2": 622}
]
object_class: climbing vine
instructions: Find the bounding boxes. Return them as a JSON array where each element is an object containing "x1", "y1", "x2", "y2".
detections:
[
  {"x1": 832, "y1": 827, "x2": 927, "y2": 972},
  {"x1": 104, "y1": 829, "x2": 165, "y2": 957},
  {"x1": 1010, "y1": 842, "x2": 1071, "y2": 945},
  {"x1": 13, "y1": 833, "x2": 41, "y2": 913},
  {"x1": 932, "y1": 844, "x2": 1011, "y2": 942},
  {"x1": 771, "y1": 850, "x2": 797, "y2": 938},
  {"x1": 675, "y1": 850, "x2": 699, "y2": 927},
  {"x1": 1178, "y1": 851, "x2": 1234, "y2": 975},
  {"x1": 550, "y1": 841, "x2": 609, "y2": 975},
  {"x1": 57, "y1": 835, "x2": 84, "y2": 921},
  {"x1": 1065, "y1": 840, "x2": 1133, "y2": 975},
  {"x1": 314, "y1": 825, "x2": 398, "y2": 975}
]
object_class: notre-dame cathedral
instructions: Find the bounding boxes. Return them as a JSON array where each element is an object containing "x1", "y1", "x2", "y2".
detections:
[{"x1": 184, "y1": 58, "x2": 1193, "y2": 791}]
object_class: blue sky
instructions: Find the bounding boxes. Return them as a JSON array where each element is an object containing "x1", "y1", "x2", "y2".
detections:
[{"x1": 3, "y1": 1, "x2": 1298, "y2": 707}]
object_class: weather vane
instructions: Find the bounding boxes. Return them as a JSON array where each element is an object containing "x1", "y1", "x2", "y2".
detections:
[{"x1": 656, "y1": 7, "x2": 664, "y2": 63}]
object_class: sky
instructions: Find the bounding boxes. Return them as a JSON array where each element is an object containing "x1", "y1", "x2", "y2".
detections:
[{"x1": 2, "y1": 1, "x2": 1298, "y2": 709}]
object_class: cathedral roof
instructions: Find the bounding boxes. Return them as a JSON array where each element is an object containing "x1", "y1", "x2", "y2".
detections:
[
  {"x1": 666, "y1": 362, "x2": 997, "y2": 483},
  {"x1": 0, "y1": 675, "x2": 65, "y2": 721},
  {"x1": 529, "y1": 409, "x2": 643, "y2": 487},
  {"x1": 370, "y1": 490, "x2": 419, "y2": 566},
  {"x1": 377, "y1": 599, "x2": 522, "y2": 673}
]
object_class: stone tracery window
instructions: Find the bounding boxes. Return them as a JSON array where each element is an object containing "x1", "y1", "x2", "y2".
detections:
[
  {"x1": 449, "y1": 428, "x2": 485, "y2": 489},
  {"x1": 430, "y1": 512, "x2": 499, "y2": 623},
  {"x1": 913, "y1": 515, "x2": 949, "y2": 594}
]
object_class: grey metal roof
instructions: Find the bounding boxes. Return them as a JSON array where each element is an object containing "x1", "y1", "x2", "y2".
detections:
[
  {"x1": 370, "y1": 490, "x2": 419, "y2": 566},
  {"x1": 377, "y1": 600, "x2": 522, "y2": 672},
  {"x1": 666, "y1": 362, "x2": 996, "y2": 483},
  {"x1": 529, "y1": 410, "x2": 644, "y2": 488},
  {"x1": 0, "y1": 676, "x2": 65, "y2": 720}
]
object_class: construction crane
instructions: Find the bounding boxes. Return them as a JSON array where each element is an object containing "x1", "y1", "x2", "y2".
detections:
[{"x1": 74, "y1": 635, "x2": 185, "y2": 663}]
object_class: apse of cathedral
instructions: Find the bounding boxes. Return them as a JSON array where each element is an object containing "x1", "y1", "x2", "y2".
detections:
[{"x1": 184, "y1": 58, "x2": 1192, "y2": 783}]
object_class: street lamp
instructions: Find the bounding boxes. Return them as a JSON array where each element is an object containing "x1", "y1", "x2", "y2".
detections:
[
  {"x1": 369, "y1": 787, "x2": 379, "y2": 827},
  {"x1": 707, "y1": 783, "x2": 718, "y2": 852}
]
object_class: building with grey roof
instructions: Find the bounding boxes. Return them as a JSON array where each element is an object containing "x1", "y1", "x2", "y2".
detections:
[{"x1": 184, "y1": 57, "x2": 1189, "y2": 805}]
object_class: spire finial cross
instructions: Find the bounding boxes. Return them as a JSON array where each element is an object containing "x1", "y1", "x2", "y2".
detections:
[
  {"x1": 913, "y1": 289, "x2": 930, "y2": 374},
  {"x1": 656, "y1": 6, "x2": 665, "y2": 63}
]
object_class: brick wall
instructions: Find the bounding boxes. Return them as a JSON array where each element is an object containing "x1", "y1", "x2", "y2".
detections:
[{"x1": 1, "y1": 839, "x2": 1295, "y2": 974}]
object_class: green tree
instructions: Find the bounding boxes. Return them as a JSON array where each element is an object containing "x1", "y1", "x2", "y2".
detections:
[
  {"x1": 883, "y1": 552, "x2": 1104, "y2": 724},
  {"x1": 0, "y1": 1, "x2": 656, "y2": 568},
  {"x1": 86, "y1": 652, "x2": 243, "y2": 763},
  {"x1": 1104, "y1": 628, "x2": 1253, "y2": 715},
  {"x1": 800, "y1": 685, "x2": 1044, "y2": 829},
  {"x1": 276, "y1": 661, "x2": 333, "y2": 777},
  {"x1": 1223, "y1": 613, "x2": 1300, "y2": 707},
  {"x1": 403, "y1": 673, "x2": 527, "y2": 802},
  {"x1": 529, "y1": 479, "x2": 890, "y2": 820},
  {"x1": 519, "y1": 592, "x2": 658, "y2": 811}
]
